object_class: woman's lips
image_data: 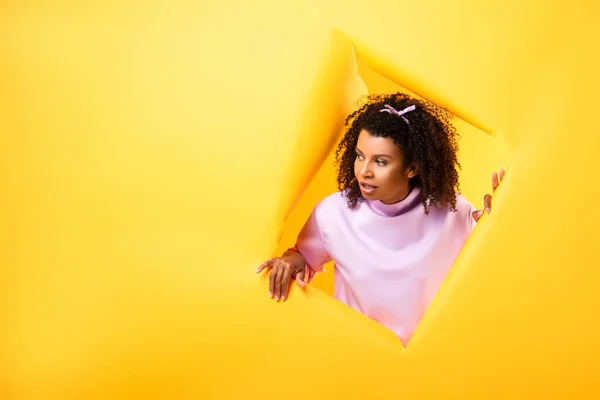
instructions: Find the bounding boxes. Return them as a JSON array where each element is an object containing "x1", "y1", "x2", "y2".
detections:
[{"x1": 360, "y1": 182, "x2": 377, "y2": 195}]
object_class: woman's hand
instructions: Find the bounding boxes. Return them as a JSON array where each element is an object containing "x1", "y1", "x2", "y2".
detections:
[
  {"x1": 256, "y1": 253, "x2": 307, "y2": 302},
  {"x1": 472, "y1": 168, "x2": 505, "y2": 222}
]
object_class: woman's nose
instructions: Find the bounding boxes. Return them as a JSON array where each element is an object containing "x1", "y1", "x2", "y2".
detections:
[{"x1": 359, "y1": 162, "x2": 373, "y2": 178}]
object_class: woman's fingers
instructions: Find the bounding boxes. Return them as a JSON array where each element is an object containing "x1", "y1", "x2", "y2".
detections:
[
  {"x1": 492, "y1": 168, "x2": 506, "y2": 193},
  {"x1": 256, "y1": 259, "x2": 273, "y2": 274},
  {"x1": 295, "y1": 269, "x2": 307, "y2": 288},
  {"x1": 261, "y1": 257, "x2": 307, "y2": 301},
  {"x1": 484, "y1": 193, "x2": 492, "y2": 214},
  {"x1": 279, "y1": 262, "x2": 294, "y2": 301},
  {"x1": 492, "y1": 171, "x2": 499, "y2": 192},
  {"x1": 269, "y1": 265, "x2": 279, "y2": 299}
]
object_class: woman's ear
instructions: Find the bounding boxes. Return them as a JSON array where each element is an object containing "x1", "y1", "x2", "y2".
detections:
[{"x1": 407, "y1": 164, "x2": 419, "y2": 179}]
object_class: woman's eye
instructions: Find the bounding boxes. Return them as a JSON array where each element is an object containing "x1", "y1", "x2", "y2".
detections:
[
  {"x1": 356, "y1": 154, "x2": 364, "y2": 160},
  {"x1": 376, "y1": 160, "x2": 386, "y2": 166}
]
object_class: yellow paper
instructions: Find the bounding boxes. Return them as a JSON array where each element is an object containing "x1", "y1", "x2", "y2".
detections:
[{"x1": 1, "y1": 1, "x2": 599, "y2": 398}]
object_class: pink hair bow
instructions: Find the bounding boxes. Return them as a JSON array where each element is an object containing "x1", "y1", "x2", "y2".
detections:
[{"x1": 379, "y1": 104, "x2": 416, "y2": 124}]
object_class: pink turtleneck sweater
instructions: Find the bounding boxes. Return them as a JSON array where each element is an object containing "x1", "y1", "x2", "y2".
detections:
[{"x1": 293, "y1": 186, "x2": 476, "y2": 346}]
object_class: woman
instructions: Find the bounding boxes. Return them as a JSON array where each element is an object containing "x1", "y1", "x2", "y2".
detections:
[{"x1": 256, "y1": 92, "x2": 504, "y2": 345}]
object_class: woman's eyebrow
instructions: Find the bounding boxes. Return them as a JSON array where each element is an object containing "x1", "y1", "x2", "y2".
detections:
[{"x1": 356, "y1": 147, "x2": 392, "y2": 158}]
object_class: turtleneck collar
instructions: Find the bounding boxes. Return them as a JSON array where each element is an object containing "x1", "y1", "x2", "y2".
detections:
[{"x1": 366, "y1": 186, "x2": 421, "y2": 217}]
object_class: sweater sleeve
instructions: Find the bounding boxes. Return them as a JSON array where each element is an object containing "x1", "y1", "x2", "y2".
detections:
[{"x1": 287, "y1": 203, "x2": 332, "y2": 283}]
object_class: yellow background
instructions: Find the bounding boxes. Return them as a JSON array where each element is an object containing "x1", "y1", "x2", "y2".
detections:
[{"x1": 1, "y1": 0, "x2": 599, "y2": 398}]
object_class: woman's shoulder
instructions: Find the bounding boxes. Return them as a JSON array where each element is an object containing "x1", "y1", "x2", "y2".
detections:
[
  {"x1": 314, "y1": 190, "x2": 349, "y2": 213},
  {"x1": 310, "y1": 190, "x2": 363, "y2": 223},
  {"x1": 430, "y1": 192, "x2": 475, "y2": 217},
  {"x1": 426, "y1": 193, "x2": 475, "y2": 232},
  {"x1": 444, "y1": 193, "x2": 476, "y2": 229},
  {"x1": 454, "y1": 192, "x2": 476, "y2": 212},
  {"x1": 307, "y1": 191, "x2": 362, "y2": 234}
]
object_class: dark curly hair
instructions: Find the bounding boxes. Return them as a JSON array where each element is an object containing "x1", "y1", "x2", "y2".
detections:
[{"x1": 334, "y1": 92, "x2": 461, "y2": 214}]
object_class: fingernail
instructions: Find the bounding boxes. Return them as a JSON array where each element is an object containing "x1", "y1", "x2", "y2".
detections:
[
  {"x1": 282, "y1": 295, "x2": 286, "y2": 301},
  {"x1": 275, "y1": 295, "x2": 279, "y2": 301},
  {"x1": 476, "y1": 210, "x2": 483, "y2": 217},
  {"x1": 269, "y1": 291, "x2": 273, "y2": 298},
  {"x1": 485, "y1": 207, "x2": 490, "y2": 214}
]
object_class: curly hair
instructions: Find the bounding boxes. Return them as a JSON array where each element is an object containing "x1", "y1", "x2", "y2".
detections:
[{"x1": 334, "y1": 92, "x2": 461, "y2": 214}]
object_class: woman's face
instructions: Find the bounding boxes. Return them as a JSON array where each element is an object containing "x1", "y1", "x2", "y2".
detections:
[{"x1": 354, "y1": 129, "x2": 418, "y2": 204}]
